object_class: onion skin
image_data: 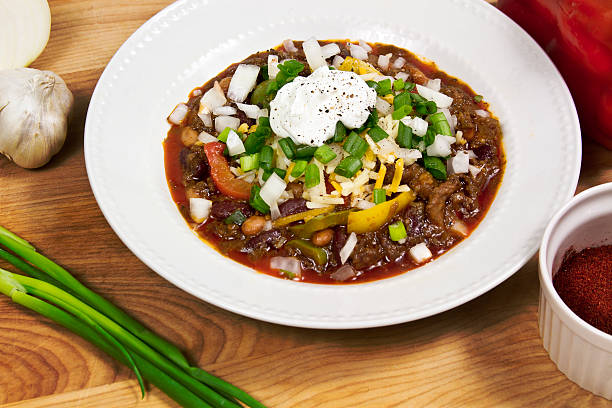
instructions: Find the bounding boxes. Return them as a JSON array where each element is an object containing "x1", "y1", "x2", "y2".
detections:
[{"x1": 0, "y1": 68, "x2": 73, "y2": 169}]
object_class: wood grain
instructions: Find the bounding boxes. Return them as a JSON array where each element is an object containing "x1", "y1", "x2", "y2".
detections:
[{"x1": 1, "y1": 1, "x2": 611, "y2": 407}]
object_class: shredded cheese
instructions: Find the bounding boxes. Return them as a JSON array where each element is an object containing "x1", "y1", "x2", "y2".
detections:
[
  {"x1": 248, "y1": 124, "x2": 258, "y2": 133},
  {"x1": 285, "y1": 162, "x2": 295, "y2": 182},
  {"x1": 237, "y1": 123, "x2": 249, "y2": 133},
  {"x1": 388, "y1": 158, "x2": 404, "y2": 195},
  {"x1": 374, "y1": 164, "x2": 386, "y2": 189},
  {"x1": 381, "y1": 94, "x2": 394, "y2": 104},
  {"x1": 331, "y1": 180, "x2": 343, "y2": 194}
]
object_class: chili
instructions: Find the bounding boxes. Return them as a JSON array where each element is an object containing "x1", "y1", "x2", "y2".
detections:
[{"x1": 552, "y1": 245, "x2": 612, "y2": 335}]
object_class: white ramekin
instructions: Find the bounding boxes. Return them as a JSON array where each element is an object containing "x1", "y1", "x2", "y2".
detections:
[{"x1": 539, "y1": 182, "x2": 612, "y2": 400}]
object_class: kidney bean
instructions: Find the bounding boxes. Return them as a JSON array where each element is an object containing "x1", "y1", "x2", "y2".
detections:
[{"x1": 278, "y1": 198, "x2": 308, "y2": 217}]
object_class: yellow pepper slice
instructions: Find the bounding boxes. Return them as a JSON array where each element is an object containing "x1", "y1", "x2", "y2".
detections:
[
  {"x1": 388, "y1": 158, "x2": 404, "y2": 195},
  {"x1": 272, "y1": 206, "x2": 334, "y2": 228},
  {"x1": 347, "y1": 191, "x2": 416, "y2": 234},
  {"x1": 374, "y1": 164, "x2": 386, "y2": 190}
]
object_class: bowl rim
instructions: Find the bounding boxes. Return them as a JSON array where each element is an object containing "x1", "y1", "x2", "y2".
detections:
[{"x1": 539, "y1": 182, "x2": 612, "y2": 348}]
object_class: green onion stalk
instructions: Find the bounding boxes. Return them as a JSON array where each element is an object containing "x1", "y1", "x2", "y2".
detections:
[{"x1": 0, "y1": 225, "x2": 265, "y2": 408}]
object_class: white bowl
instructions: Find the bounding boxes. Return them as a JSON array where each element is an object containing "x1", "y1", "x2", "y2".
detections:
[{"x1": 539, "y1": 182, "x2": 612, "y2": 400}]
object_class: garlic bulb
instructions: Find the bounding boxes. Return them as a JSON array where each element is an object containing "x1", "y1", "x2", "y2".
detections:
[{"x1": 0, "y1": 68, "x2": 73, "y2": 168}]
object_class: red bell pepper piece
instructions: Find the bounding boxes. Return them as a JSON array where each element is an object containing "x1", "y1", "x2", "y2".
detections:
[
  {"x1": 498, "y1": 0, "x2": 612, "y2": 150},
  {"x1": 203, "y1": 142, "x2": 252, "y2": 200}
]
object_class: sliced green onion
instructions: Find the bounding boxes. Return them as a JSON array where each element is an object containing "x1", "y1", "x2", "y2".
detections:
[
  {"x1": 278, "y1": 138, "x2": 297, "y2": 159},
  {"x1": 391, "y1": 105, "x2": 412, "y2": 120},
  {"x1": 280, "y1": 269, "x2": 296, "y2": 279},
  {"x1": 243, "y1": 132, "x2": 266, "y2": 154},
  {"x1": 423, "y1": 156, "x2": 447, "y2": 180},
  {"x1": 474, "y1": 94, "x2": 483, "y2": 103},
  {"x1": 393, "y1": 92, "x2": 411, "y2": 109},
  {"x1": 334, "y1": 156, "x2": 362, "y2": 178},
  {"x1": 388, "y1": 220, "x2": 407, "y2": 241},
  {"x1": 368, "y1": 125, "x2": 389, "y2": 143},
  {"x1": 295, "y1": 145, "x2": 317, "y2": 159},
  {"x1": 304, "y1": 163, "x2": 320, "y2": 189},
  {"x1": 262, "y1": 168, "x2": 287, "y2": 181},
  {"x1": 239, "y1": 153, "x2": 260, "y2": 172},
  {"x1": 259, "y1": 145, "x2": 274, "y2": 171},
  {"x1": 396, "y1": 122, "x2": 413, "y2": 148},
  {"x1": 373, "y1": 188, "x2": 386, "y2": 204},
  {"x1": 314, "y1": 145, "x2": 337, "y2": 164},
  {"x1": 290, "y1": 160, "x2": 308, "y2": 178},
  {"x1": 429, "y1": 112, "x2": 452, "y2": 137},
  {"x1": 249, "y1": 185, "x2": 270, "y2": 214},
  {"x1": 376, "y1": 79, "x2": 392, "y2": 96},
  {"x1": 261, "y1": 65, "x2": 269, "y2": 80},
  {"x1": 224, "y1": 210, "x2": 247, "y2": 226},
  {"x1": 415, "y1": 102, "x2": 428, "y2": 116},
  {"x1": 217, "y1": 127, "x2": 231, "y2": 143},
  {"x1": 258, "y1": 116, "x2": 270, "y2": 128},
  {"x1": 366, "y1": 80, "x2": 379, "y2": 92},
  {"x1": 425, "y1": 100, "x2": 437, "y2": 114},
  {"x1": 333, "y1": 121, "x2": 347, "y2": 142},
  {"x1": 410, "y1": 93, "x2": 427, "y2": 104},
  {"x1": 343, "y1": 131, "x2": 368, "y2": 159},
  {"x1": 393, "y1": 78, "x2": 405, "y2": 91},
  {"x1": 424, "y1": 127, "x2": 436, "y2": 146},
  {"x1": 404, "y1": 81, "x2": 416, "y2": 91}
]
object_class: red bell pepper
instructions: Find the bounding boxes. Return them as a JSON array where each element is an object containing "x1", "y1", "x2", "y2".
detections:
[
  {"x1": 498, "y1": 0, "x2": 612, "y2": 150},
  {"x1": 203, "y1": 142, "x2": 252, "y2": 200}
]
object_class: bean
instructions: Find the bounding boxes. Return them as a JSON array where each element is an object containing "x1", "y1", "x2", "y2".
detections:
[
  {"x1": 241, "y1": 216, "x2": 266, "y2": 236},
  {"x1": 312, "y1": 229, "x2": 333, "y2": 247}
]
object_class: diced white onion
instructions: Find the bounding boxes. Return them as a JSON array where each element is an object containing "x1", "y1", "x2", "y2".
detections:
[
  {"x1": 270, "y1": 256, "x2": 301, "y2": 277},
  {"x1": 270, "y1": 201, "x2": 281, "y2": 220},
  {"x1": 212, "y1": 105, "x2": 237, "y2": 116},
  {"x1": 283, "y1": 39, "x2": 298, "y2": 53},
  {"x1": 442, "y1": 135, "x2": 456, "y2": 144},
  {"x1": 199, "y1": 81, "x2": 226, "y2": 114},
  {"x1": 235, "y1": 103, "x2": 264, "y2": 119},
  {"x1": 263, "y1": 220, "x2": 273, "y2": 231},
  {"x1": 448, "y1": 150, "x2": 470, "y2": 174},
  {"x1": 409, "y1": 242, "x2": 432, "y2": 264},
  {"x1": 395, "y1": 72, "x2": 409, "y2": 81},
  {"x1": 197, "y1": 131, "x2": 217, "y2": 144},
  {"x1": 450, "y1": 219, "x2": 469, "y2": 237},
  {"x1": 214, "y1": 115, "x2": 240, "y2": 133},
  {"x1": 416, "y1": 84, "x2": 453, "y2": 109},
  {"x1": 426, "y1": 134, "x2": 453, "y2": 157},
  {"x1": 189, "y1": 198, "x2": 212, "y2": 223},
  {"x1": 358, "y1": 39, "x2": 372, "y2": 52},
  {"x1": 375, "y1": 97, "x2": 392, "y2": 116},
  {"x1": 426, "y1": 78, "x2": 441, "y2": 92},
  {"x1": 267, "y1": 54, "x2": 280, "y2": 79},
  {"x1": 198, "y1": 111, "x2": 213, "y2": 127},
  {"x1": 339, "y1": 232, "x2": 357, "y2": 264},
  {"x1": 259, "y1": 172, "x2": 287, "y2": 206},
  {"x1": 467, "y1": 150, "x2": 477, "y2": 159},
  {"x1": 332, "y1": 55, "x2": 344, "y2": 69},
  {"x1": 226, "y1": 130, "x2": 245, "y2": 156},
  {"x1": 349, "y1": 43, "x2": 368, "y2": 60},
  {"x1": 401, "y1": 116, "x2": 428, "y2": 137},
  {"x1": 168, "y1": 103, "x2": 188, "y2": 125},
  {"x1": 469, "y1": 164, "x2": 483, "y2": 177},
  {"x1": 321, "y1": 43, "x2": 341, "y2": 59},
  {"x1": 330, "y1": 264, "x2": 357, "y2": 281},
  {"x1": 377, "y1": 54, "x2": 391, "y2": 71},
  {"x1": 302, "y1": 37, "x2": 327, "y2": 71},
  {"x1": 257, "y1": 110, "x2": 268, "y2": 121},
  {"x1": 392, "y1": 57, "x2": 406, "y2": 69},
  {"x1": 438, "y1": 108, "x2": 455, "y2": 135},
  {"x1": 475, "y1": 109, "x2": 490, "y2": 117},
  {"x1": 227, "y1": 64, "x2": 260, "y2": 102}
]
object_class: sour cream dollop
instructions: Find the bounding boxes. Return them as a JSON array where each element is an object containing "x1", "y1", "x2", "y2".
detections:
[{"x1": 269, "y1": 66, "x2": 376, "y2": 146}]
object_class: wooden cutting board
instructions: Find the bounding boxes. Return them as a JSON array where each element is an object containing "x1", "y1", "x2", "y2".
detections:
[{"x1": 1, "y1": 1, "x2": 611, "y2": 406}]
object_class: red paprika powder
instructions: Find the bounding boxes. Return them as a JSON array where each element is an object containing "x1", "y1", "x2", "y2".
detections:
[{"x1": 553, "y1": 245, "x2": 612, "y2": 335}]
